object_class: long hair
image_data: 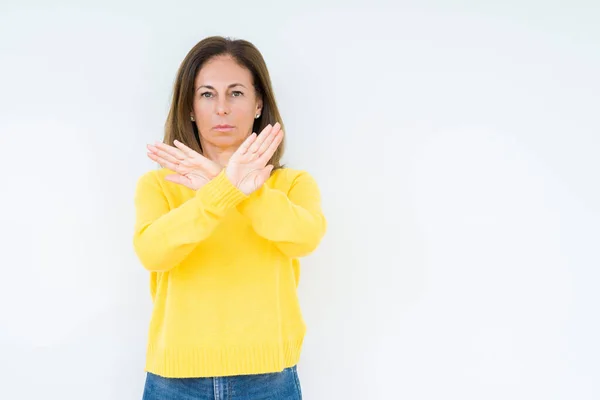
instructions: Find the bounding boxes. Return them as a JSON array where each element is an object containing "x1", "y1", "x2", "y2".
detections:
[{"x1": 163, "y1": 36, "x2": 285, "y2": 170}]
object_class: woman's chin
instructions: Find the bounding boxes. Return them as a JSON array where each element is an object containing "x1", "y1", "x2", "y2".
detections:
[{"x1": 209, "y1": 134, "x2": 244, "y2": 148}]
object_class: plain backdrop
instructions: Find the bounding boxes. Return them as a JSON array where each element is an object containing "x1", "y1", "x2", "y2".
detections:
[{"x1": 1, "y1": 1, "x2": 598, "y2": 399}]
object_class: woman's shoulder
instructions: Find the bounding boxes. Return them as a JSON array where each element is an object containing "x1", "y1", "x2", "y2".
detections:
[
  {"x1": 136, "y1": 167, "x2": 173, "y2": 182},
  {"x1": 135, "y1": 167, "x2": 178, "y2": 193},
  {"x1": 270, "y1": 167, "x2": 321, "y2": 191},
  {"x1": 272, "y1": 167, "x2": 315, "y2": 181}
]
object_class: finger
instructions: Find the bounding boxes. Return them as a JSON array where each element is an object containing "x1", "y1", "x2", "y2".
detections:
[
  {"x1": 173, "y1": 140, "x2": 216, "y2": 170},
  {"x1": 249, "y1": 123, "x2": 279, "y2": 154},
  {"x1": 262, "y1": 122, "x2": 278, "y2": 135},
  {"x1": 257, "y1": 129, "x2": 283, "y2": 164},
  {"x1": 148, "y1": 144, "x2": 181, "y2": 165},
  {"x1": 147, "y1": 150, "x2": 179, "y2": 170},
  {"x1": 236, "y1": 132, "x2": 259, "y2": 156},
  {"x1": 255, "y1": 127, "x2": 281, "y2": 156},
  {"x1": 147, "y1": 151, "x2": 186, "y2": 174},
  {"x1": 173, "y1": 140, "x2": 200, "y2": 158},
  {"x1": 147, "y1": 151, "x2": 171, "y2": 169},
  {"x1": 248, "y1": 123, "x2": 276, "y2": 154},
  {"x1": 154, "y1": 141, "x2": 187, "y2": 161}
]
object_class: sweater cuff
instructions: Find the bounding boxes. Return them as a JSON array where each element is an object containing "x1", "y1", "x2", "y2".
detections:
[{"x1": 196, "y1": 169, "x2": 248, "y2": 212}]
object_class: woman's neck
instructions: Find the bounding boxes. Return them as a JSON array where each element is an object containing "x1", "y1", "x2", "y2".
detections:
[{"x1": 200, "y1": 142, "x2": 236, "y2": 168}]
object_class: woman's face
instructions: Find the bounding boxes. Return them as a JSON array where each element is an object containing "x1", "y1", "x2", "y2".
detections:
[{"x1": 191, "y1": 55, "x2": 262, "y2": 151}]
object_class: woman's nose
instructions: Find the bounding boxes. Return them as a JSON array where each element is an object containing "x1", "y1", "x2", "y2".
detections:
[{"x1": 215, "y1": 98, "x2": 230, "y2": 115}]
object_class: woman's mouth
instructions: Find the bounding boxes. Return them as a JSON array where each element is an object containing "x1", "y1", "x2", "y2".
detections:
[{"x1": 213, "y1": 124, "x2": 235, "y2": 132}]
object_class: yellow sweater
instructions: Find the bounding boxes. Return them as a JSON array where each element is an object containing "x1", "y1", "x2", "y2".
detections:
[{"x1": 132, "y1": 167, "x2": 326, "y2": 378}]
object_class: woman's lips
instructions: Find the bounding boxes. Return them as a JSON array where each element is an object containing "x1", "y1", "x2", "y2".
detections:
[{"x1": 213, "y1": 125, "x2": 235, "y2": 132}]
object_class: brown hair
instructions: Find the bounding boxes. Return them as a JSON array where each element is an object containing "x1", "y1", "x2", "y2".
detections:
[{"x1": 163, "y1": 36, "x2": 285, "y2": 170}]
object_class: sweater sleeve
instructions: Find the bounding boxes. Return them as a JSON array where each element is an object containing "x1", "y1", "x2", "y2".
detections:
[
  {"x1": 236, "y1": 171, "x2": 327, "y2": 258},
  {"x1": 133, "y1": 169, "x2": 248, "y2": 272}
]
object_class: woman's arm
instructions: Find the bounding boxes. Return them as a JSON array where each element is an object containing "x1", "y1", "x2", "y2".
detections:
[
  {"x1": 133, "y1": 169, "x2": 248, "y2": 272},
  {"x1": 237, "y1": 171, "x2": 327, "y2": 258}
]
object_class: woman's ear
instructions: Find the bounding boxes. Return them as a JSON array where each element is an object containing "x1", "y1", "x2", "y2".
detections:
[{"x1": 256, "y1": 98, "x2": 263, "y2": 115}]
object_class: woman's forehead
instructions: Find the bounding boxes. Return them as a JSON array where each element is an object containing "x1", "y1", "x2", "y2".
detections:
[{"x1": 196, "y1": 57, "x2": 252, "y2": 86}]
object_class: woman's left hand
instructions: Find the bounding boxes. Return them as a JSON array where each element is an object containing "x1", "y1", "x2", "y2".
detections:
[{"x1": 226, "y1": 123, "x2": 284, "y2": 195}]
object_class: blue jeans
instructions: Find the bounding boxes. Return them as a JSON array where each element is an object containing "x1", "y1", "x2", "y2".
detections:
[{"x1": 142, "y1": 365, "x2": 302, "y2": 400}]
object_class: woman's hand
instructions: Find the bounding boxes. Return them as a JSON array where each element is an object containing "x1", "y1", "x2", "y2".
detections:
[
  {"x1": 146, "y1": 140, "x2": 222, "y2": 190},
  {"x1": 226, "y1": 122, "x2": 284, "y2": 195}
]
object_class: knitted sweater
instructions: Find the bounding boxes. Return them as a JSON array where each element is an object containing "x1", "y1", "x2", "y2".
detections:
[{"x1": 133, "y1": 167, "x2": 326, "y2": 377}]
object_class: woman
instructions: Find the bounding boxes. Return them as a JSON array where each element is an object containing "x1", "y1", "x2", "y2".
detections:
[{"x1": 133, "y1": 36, "x2": 326, "y2": 399}]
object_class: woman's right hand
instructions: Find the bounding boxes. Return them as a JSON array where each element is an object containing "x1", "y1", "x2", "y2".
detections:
[{"x1": 147, "y1": 141, "x2": 222, "y2": 190}]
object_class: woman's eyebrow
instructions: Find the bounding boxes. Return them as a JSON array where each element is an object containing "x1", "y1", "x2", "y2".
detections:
[{"x1": 196, "y1": 83, "x2": 247, "y2": 91}]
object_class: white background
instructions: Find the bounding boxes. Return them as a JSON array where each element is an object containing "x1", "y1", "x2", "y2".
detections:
[{"x1": 1, "y1": 1, "x2": 598, "y2": 399}]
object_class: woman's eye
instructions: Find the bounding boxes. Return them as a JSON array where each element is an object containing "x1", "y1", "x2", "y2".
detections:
[
  {"x1": 232, "y1": 91, "x2": 243, "y2": 97},
  {"x1": 200, "y1": 92, "x2": 213, "y2": 98}
]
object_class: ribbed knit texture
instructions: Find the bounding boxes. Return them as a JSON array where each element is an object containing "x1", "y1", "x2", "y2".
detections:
[{"x1": 133, "y1": 167, "x2": 326, "y2": 378}]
